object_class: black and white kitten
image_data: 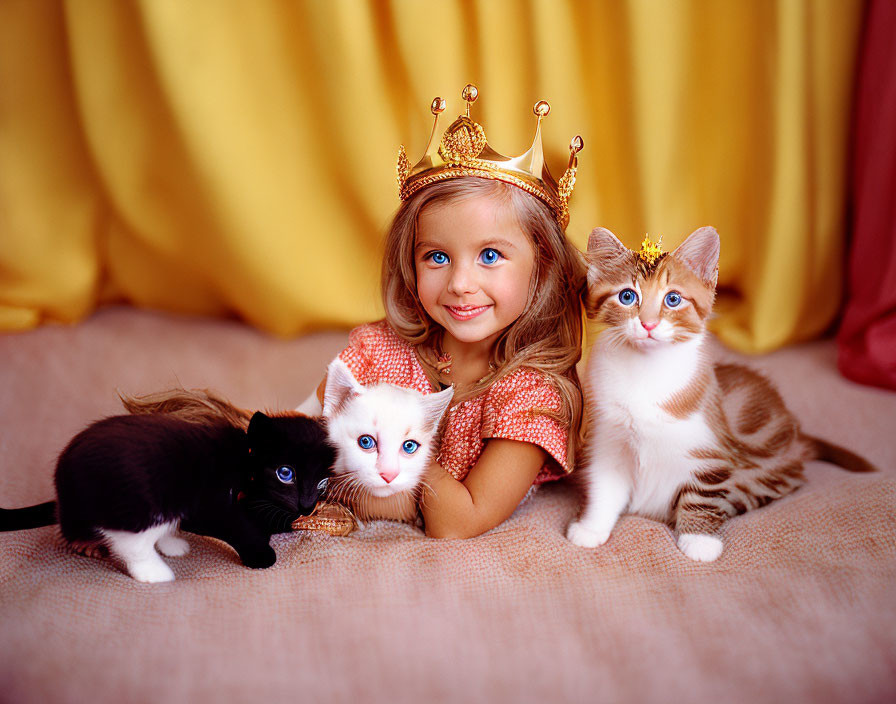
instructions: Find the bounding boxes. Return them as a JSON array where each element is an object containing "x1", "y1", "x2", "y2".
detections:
[{"x1": 0, "y1": 411, "x2": 334, "y2": 582}]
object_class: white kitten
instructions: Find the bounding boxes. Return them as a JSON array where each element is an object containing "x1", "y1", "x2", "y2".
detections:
[{"x1": 322, "y1": 359, "x2": 453, "y2": 502}]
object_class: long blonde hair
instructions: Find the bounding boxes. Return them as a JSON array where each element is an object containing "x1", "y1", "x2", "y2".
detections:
[{"x1": 381, "y1": 177, "x2": 586, "y2": 463}]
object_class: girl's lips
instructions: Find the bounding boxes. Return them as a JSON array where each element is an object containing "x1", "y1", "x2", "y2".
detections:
[{"x1": 445, "y1": 304, "x2": 490, "y2": 321}]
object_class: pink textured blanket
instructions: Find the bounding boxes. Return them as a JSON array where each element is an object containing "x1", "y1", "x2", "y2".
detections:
[{"x1": 1, "y1": 307, "x2": 894, "y2": 703}]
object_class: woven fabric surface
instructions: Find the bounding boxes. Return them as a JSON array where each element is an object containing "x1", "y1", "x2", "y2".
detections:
[{"x1": 1, "y1": 307, "x2": 894, "y2": 703}]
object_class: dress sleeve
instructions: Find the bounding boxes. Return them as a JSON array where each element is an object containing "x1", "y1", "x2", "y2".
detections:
[
  {"x1": 334, "y1": 321, "x2": 432, "y2": 394},
  {"x1": 480, "y1": 371, "x2": 570, "y2": 475},
  {"x1": 336, "y1": 324, "x2": 382, "y2": 386}
]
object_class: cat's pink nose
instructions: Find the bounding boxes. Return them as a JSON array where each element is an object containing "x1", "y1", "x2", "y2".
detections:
[
  {"x1": 379, "y1": 469, "x2": 399, "y2": 484},
  {"x1": 641, "y1": 320, "x2": 659, "y2": 332}
]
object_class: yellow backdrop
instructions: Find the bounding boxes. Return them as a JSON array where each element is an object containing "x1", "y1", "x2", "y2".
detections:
[{"x1": 0, "y1": 0, "x2": 864, "y2": 352}]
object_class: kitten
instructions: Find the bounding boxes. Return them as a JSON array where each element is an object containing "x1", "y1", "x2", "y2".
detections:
[
  {"x1": 119, "y1": 389, "x2": 331, "y2": 534},
  {"x1": 566, "y1": 226, "x2": 875, "y2": 562},
  {"x1": 0, "y1": 411, "x2": 334, "y2": 582},
  {"x1": 321, "y1": 358, "x2": 454, "y2": 522}
]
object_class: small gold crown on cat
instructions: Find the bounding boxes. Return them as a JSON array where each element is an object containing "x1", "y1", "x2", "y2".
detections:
[
  {"x1": 638, "y1": 235, "x2": 665, "y2": 265},
  {"x1": 397, "y1": 83, "x2": 583, "y2": 227}
]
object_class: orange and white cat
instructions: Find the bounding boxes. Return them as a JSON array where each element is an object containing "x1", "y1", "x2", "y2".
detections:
[{"x1": 567, "y1": 226, "x2": 874, "y2": 562}]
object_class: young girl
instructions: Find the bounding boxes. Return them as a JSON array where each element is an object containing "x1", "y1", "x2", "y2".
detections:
[{"x1": 300, "y1": 85, "x2": 586, "y2": 539}]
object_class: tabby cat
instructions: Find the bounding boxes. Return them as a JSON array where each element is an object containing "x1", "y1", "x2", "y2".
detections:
[{"x1": 566, "y1": 226, "x2": 875, "y2": 562}]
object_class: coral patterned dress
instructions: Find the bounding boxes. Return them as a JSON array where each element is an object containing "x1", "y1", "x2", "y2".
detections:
[{"x1": 337, "y1": 322, "x2": 570, "y2": 485}]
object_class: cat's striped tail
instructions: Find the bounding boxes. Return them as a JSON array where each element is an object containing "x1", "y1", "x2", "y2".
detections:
[
  {"x1": 0, "y1": 501, "x2": 57, "y2": 531},
  {"x1": 804, "y1": 435, "x2": 878, "y2": 473}
]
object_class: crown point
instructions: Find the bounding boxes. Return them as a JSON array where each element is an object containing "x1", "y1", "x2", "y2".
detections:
[
  {"x1": 399, "y1": 83, "x2": 582, "y2": 229},
  {"x1": 570, "y1": 135, "x2": 584, "y2": 153},
  {"x1": 638, "y1": 234, "x2": 665, "y2": 265}
]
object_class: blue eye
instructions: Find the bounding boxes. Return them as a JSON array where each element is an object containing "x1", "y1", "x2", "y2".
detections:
[
  {"x1": 428, "y1": 251, "x2": 449, "y2": 265},
  {"x1": 479, "y1": 248, "x2": 502, "y2": 265},
  {"x1": 664, "y1": 291, "x2": 682, "y2": 308},
  {"x1": 358, "y1": 434, "x2": 376, "y2": 450},
  {"x1": 618, "y1": 289, "x2": 638, "y2": 306},
  {"x1": 275, "y1": 466, "x2": 295, "y2": 483},
  {"x1": 402, "y1": 440, "x2": 420, "y2": 454}
]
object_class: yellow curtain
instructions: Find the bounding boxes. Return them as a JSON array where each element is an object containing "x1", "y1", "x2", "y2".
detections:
[{"x1": 0, "y1": 0, "x2": 864, "y2": 352}]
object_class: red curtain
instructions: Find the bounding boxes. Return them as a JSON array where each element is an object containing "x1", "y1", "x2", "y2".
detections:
[{"x1": 838, "y1": 0, "x2": 896, "y2": 390}]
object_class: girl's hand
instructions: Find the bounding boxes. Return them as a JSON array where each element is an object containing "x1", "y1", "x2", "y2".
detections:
[{"x1": 419, "y1": 438, "x2": 545, "y2": 539}]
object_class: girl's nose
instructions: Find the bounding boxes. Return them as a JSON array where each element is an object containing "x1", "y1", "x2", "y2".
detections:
[{"x1": 447, "y1": 264, "x2": 478, "y2": 295}]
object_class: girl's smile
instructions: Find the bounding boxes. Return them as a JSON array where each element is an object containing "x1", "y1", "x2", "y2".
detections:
[
  {"x1": 414, "y1": 195, "x2": 536, "y2": 353},
  {"x1": 445, "y1": 304, "x2": 491, "y2": 321}
]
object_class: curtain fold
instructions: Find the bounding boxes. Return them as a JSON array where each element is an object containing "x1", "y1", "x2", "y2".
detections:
[
  {"x1": 837, "y1": 0, "x2": 896, "y2": 391},
  {"x1": 0, "y1": 0, "x2": 864, "y2": 351}
]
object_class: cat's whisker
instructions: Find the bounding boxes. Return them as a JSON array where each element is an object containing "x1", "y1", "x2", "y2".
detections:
[
  {"x1": 342, "y1": 477, "x2": 367, "y2": 516},
  {"x1": 416, "y1": 477, "x2": 436, "y2": 499}
]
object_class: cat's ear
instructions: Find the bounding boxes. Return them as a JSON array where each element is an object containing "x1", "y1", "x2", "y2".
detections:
[
  {"x1": 422, "y1": 386, "x2": 454, "y2": 433},
  {"x1": 323, "y1": 358, "x2": 363, "y2": 417},
  {"x1": 587, "y1": 227, "x2": 628, "y2": 256},
  {"x1": 247, "y1": 412, "x2": 275, "y2": 448},
  {"x1": 671, "y1": 226, "x2": 720, "y2": 286},
  {"x1": 585, "y1": 227, "x2": 635, "y2": 286}
]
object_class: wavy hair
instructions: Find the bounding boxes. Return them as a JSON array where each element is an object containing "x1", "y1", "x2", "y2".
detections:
[
  {"x1": 120, "y1": 387, "x2": 253, "y2": 428},
  {"x1": 381, "y1": 177, "x2": 587, "y2": 462}
]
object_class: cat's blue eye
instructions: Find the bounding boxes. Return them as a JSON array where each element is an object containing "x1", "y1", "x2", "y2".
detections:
[
  {"x1": 428, "y1": 251, "x2": 449, "y2": 265},
  {"x1": 357, "y1": 434, "x2": 377, "y2": 450},
  {"x1": 316, "y1": 478, "x2": 329, "y2": 493},
  {"x1": 664, "y1": 291, "x2": 683, "y2": 308},
  {"x1": 402, "y1": 440, "x2": 420, "y2": 454},
  {"x1": 618, "y1": 289, "x2": 638, "y2": 306},
  {"x1": 276, "y1": 466, "x2": 295, "y2": 483},
  {"x1": 478, "y1": 248, "x2": 502, "y2": 265}
]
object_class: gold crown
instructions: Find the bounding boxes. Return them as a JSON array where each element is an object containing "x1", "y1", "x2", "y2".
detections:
[
  {"x1": 397, "y1": 84, "x2": 583, "y2": 228},
  {"x1": 638, "y1": 235, "x2": 665, "y2": 265}
]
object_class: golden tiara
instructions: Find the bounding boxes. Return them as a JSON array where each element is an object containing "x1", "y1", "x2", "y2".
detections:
[
  {"x1": 638, "y1": 235, "x2": 665, "y2": 265},
  {"x1": 396, "y1": 84, "x2": 583, "y2": 228}
]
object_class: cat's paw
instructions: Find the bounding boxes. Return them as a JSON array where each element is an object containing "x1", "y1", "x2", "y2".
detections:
[
  {"x1": 68, "y1": 540, "x2": 109, "y2": 559},
  {"x1": 156, "y1": 535, "x2": 190, "y2": 557},
  {"x1": 677, "y1": 533, "x2": 723, "y2": 562},
  {"x1": 240, "y1": 544, "x2": 276, "y2": 569},
  {"x1": 566, "y1": 521, "x2": 611, "y2": 548},
  {"x1": 127, "y1": 559, "x2": 176, "y2": 583}
]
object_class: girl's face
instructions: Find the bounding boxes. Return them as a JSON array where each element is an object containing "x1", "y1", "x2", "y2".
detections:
[{"x1": 414, "y1": 195, "x2": 535, "y2": 350}]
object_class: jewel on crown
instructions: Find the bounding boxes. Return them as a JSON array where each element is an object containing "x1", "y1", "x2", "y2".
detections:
[
  {"x1": 638, "y1": 235, "x2": 665, "y2": 265},
  {"x1": 396, "y1": 84, "x2": 583, "y2": 228}
]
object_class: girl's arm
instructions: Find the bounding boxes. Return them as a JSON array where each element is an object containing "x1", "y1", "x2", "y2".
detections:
[
  {"x1": 420, "y1": 439, "x2": 545, "y2": 539},
  {"x1": 295, "y1": 376, "x2": 328, "y2": 416}
]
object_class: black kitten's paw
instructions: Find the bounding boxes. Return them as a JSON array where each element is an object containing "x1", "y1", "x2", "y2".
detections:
[{"x1": 240, "y1": 544, "x2": 276, "y2": 569}]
